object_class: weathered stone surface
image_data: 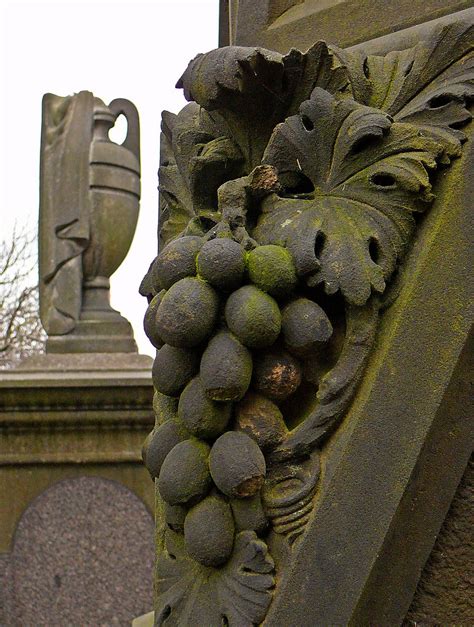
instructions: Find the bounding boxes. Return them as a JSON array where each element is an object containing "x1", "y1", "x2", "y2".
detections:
[
  {"x1": 231, "y1": 493, "x2": 268, "y2": 534},
  {"x1": 184, "y1": 495, "x2": 235, "y2": 567},
  {"x1": 142, "y1": 419, "x2": 189, "y2": 479},
  {"x1": 178, "y1": 376, "x2": 232, "y2": 438},
  {"x1": 405, "y1": 456, "x2": 474, "y2": 624},
  {"x1": 252, "y1": 349, "x2": 302, "y2": 403},
  {"x1": 221, "y1": 0, "x2": 473, "y2": 51},
  {"x1": 225, "y1": 286, "x2": 281, "y2": 349},
  {"x1": 209, "y1": 431, "x2": 266, "y2": 498},
  {"x1": 152, "y1": 345, "x2": 200, "y2": 396},
  {"x1": 143, "y1": 291, "x2": 166, "y2": 349},
  {"x1": 247, "y1": 244, "x2": 297, "y2": 298},
  {"x1": 266, "y1": 134, "x2": 474, "y2": 627},
  {"x1": 234, "y1": 392, "x2": 288, "y2": 450},
  {"x1": 200, "y1": 330, "x2": 252, "y2": 401},
  {"x1": 154, "y1": 236, "x2": 203, "y2": 290},
  {"x1": 40, "y1": 93, "x2": 141, "y2": 353},
  {"x1": 0, "y1": 553, "x2": 10, "y2": 622},
  {"x1": 3, "y1": 477, "x2": 154, "y2": 626},
  {"x1": 155, "y1": 278, "x2": 219, "y2": 347},
  {"x1": 141, "y1": 11, "x2": 473, "y2": 625},
  {"x1": 197, "y1": 237, "x2": 246, "y2": 291},
  {"x1": 281, "y1": 299, "x2": 333, "y2": 355},
  {"x1": 164, "y1": 503, "x2": 187, "y2": 533},
  {"x1": 0, "y1": 351, "x2": 155, "y2": 625},
  {"x1": 158, "y1": 439, "x2": 212, "y2": 506}
]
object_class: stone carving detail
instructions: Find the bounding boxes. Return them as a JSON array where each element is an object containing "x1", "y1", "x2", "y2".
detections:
[
  {"x1": 40, "y1": 92, "x2": 141, "y2": 353},
  {"x1": 141, "y1": 22, "x2": 473, "y2": 626},
  {"x1": 155, "y1": 530, "x2": 274, "y2": 625}
]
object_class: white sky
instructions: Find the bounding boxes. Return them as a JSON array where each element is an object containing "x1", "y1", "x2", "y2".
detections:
[{"x1": 1, "y1": 0, "x2": 219, "y2": 356}]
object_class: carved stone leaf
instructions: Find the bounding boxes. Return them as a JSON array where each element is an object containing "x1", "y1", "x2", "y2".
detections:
[
  {"x1": 284, "y1": 41, "x2": 350, "y2": 116},
  {"x1": 334, "y1": 22, "x2": 474, "y2": 156},
  {"x1": 155, "y1": 530, "x2": 274, "y2": 627},
  {"x1": 217, "y1": 533, "x2": 275, "y2": 625},
  {"x1": 394, "y1": 50, "x2": 474, "y2": 157},
  {"x1": 177, "y1": 43, "x2": 348, "y2": 169},
  {"x1": 159, "y1": 103, "x2": 244, "y2": 246},
  {"x1": 177, "y1": 46, "x2": 289, "y2": 170},
  {"x1": 256, "y1": 88, "x2": 443, "y2": 305}
]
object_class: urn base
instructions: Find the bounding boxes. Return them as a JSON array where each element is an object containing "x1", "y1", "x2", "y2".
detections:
[{"x1": 46, "y1": 311, "x2": 137, "y2": 354}]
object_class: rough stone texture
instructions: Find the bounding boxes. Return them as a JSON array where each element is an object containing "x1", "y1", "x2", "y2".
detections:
[
  {"x1": 222, "y1": 0, "x2": 473, "y2": 51},
  {"x1": 405, "y1": 456, "x2": 474, "y2": 624},
  {"x1": 0, "y1": 553, "x2": 11, "y2": 622},
  {"x1": 4, "y1": 476, "x2": 154, "y2": 626}
]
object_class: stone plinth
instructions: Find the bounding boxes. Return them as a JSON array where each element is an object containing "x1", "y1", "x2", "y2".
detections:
[{"x1": 0, "y1": 352, "x2": 155, "y2": 625}]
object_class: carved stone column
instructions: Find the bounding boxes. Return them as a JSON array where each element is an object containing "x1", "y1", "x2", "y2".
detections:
[{"x1": 139, "y1": 14, "x2": 473, "y2": 626}]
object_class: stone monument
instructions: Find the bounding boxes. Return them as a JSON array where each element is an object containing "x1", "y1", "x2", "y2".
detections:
[
  {"x1": 0, "y1": 92, "x2": 154, "y2": 625},
  {"x1": 137, "y1": 4, "x2": 473, "y2": 625},
  {"x1": 39, "y1": 91, "x2": 140, "y2": 353}
]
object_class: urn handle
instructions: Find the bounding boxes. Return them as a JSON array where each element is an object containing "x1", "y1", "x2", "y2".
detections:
[{"x1": 108, "y1": 98, "x2": 140, "y2": 167}]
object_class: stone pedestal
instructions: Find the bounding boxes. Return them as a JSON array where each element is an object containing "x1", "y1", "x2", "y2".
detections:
[{"x1": 0, "y1": 353, "x2": 155, "y2": 625}]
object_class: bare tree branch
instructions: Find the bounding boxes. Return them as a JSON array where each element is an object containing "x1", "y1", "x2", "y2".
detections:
[{"x1": 0, "y1": 222, "x2": 46, "y2": 369}]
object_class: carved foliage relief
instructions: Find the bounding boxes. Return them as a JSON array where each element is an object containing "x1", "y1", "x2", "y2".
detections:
[{"x1": 140, "y1": 22, "x2": 473, "y2": 626}]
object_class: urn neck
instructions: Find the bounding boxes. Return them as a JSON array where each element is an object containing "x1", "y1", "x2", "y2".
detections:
[{"x1": 92, "y1": 98, "x2": 115, "y2": 142}]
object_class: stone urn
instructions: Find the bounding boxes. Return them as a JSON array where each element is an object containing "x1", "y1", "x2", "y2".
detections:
[
  {"x1": 39, "y1": 91, "x2": 141, "y2": 353},
  {"x1": 82, "y1": 97, "x2": 141, "y2": 320}
]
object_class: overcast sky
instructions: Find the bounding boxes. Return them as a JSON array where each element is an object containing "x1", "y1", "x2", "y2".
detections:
[{"x1": 1, "y1": 0, "x2": 219, "y2": 356}]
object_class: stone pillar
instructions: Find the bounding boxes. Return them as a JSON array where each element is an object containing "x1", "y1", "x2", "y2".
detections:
[{"x1": 138, "y1": 6, "x2": 473, "y2": 625}]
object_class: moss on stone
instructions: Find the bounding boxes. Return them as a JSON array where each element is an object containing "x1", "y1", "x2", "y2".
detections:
[
  {"x1": 155, "y1": 277, "x2": 219, "y2": 347},
  {"x1": 178, "y1": 376, "x2": 232, "y2": 439},
  {"x1": 225, "y1": 285, "x2": 281, "y2": 349},
  {"x1": 247, "y1": 244, "x2": 297, "y2": 298},
  {"x1": 158, "y1": 438, "x2": 211, "y2": 506},
  {"x1": 230, "y1": 493, "x2": 268, "y2": 534},
  {"x1": 200, "y1": 330, "x2": 253, "y2": 401},
  {"x1": 152, "y1": 391, "x2": 178, "y2": 426}
]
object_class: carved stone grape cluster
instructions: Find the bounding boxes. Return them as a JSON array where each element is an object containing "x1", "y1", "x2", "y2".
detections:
[
  {"x1": 142, "y1": 233, "x2": 333, "y2": 569},
  {"x1": 140, "y1": 21, "x2": 473, "y2": 625}
]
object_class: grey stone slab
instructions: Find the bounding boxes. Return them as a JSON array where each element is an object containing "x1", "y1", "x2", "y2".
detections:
[
  {"x1": 0, "y1": 353, "x2": 153, "y2": 388},
  {"x1": 6, "y1": 476, "x2": 154, "y2": 626}
]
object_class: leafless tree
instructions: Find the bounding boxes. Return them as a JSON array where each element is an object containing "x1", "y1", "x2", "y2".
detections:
[{"x1": 0, "y1": 224, "x2": 46, "y2": 369}]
